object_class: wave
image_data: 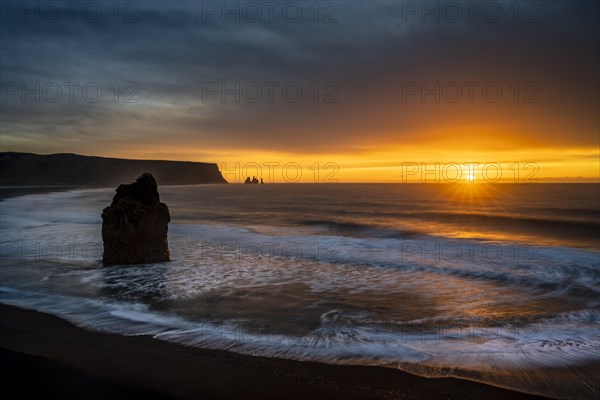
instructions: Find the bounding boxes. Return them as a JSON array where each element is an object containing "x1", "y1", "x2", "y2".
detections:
[
  {"x1": 521, "y1": 206, "x2": 600, "y2": 219},
  {"x1": 297, "y1": 219, "x2": 418, "y2": 238},
  {"x1": 1, "y1": 286, "x2": 598, "y2": 399},
  {"x1": 291, "y1": 212, "x2": 600, "y2": 250},
  {"x1": 418, "y1": 211, "x2": 600, "y2": 230},
  {"x1": 298, "y1": 211, "x2": 599, "y2": 235},
  {"x1": 169, "y1": 223, "x2": 600, "y2": 299}
]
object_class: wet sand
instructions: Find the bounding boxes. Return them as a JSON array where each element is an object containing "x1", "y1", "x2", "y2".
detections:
[{"x1": 0, "y1": 304, "x2": 551, "y2": 400}]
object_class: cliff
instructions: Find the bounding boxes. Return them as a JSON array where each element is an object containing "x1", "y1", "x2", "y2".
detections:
[{"x1": 0, "y1": 152, "x2": 227, "y2": 187}]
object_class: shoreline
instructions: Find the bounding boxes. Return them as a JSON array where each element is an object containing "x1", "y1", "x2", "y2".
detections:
[
  {"x1": 0, "y1": 185, "x2": 81, "y2": 200},
  {"x1": 0, "y1": 304, "x2": 552, "y2": 400}
]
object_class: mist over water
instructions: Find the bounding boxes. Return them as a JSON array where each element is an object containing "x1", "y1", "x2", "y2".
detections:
[{"x1": 1, "y1": 184, "x2": 599, "y2": 399}]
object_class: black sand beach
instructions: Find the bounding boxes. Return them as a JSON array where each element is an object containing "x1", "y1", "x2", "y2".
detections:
[{"x1": 0, "y1": 304, "x2": 552, "y2": 400}]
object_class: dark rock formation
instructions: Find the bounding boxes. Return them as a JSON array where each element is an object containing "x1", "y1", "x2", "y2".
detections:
[
  {"x1": 0, "y1": 152, "x2": 228, "y2": 187},
  {"x1": 101, "y1": 173, "x2": 171, "y2": 265},
  {"x1": 244, "y1": 176, "x2": 262, "y2": 184}
]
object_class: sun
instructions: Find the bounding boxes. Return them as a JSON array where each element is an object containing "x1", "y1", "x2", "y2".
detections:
[{"x1": 466, "y1": 173, "x2": 476, "y2": 182}]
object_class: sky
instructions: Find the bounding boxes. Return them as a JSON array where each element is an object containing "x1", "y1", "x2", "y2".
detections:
[{"x1": 1, "y1": 0, "x2": 598, "y2": 182}]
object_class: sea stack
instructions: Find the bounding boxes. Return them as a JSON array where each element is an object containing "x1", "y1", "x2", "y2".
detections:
[{"x1": 101, "y1": 173, "x2": 171, "y2": 265}]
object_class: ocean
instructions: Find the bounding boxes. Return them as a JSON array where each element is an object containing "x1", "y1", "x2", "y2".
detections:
[{"x1": 1, "y1": 184, "x2": 598, "y2": 398}]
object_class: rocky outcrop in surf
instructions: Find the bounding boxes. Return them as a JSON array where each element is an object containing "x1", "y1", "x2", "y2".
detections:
[{"x1": 101, "y1": 173, "x2": 170, "y2": 265}]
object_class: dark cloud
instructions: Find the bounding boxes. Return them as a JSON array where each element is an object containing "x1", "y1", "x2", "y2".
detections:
[{"x1": 1, "y1": 0, "x2": 598, "y2": 155}]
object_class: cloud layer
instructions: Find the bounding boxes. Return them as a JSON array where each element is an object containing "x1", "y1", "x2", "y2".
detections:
[{"x1": 1, "y1": 1, "x2": 598, "y2": 158}]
